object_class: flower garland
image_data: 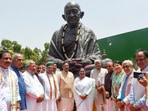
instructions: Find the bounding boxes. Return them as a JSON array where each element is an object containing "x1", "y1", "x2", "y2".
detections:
[{"x1": 61, "y1": 23, "x2": 81, "y2": 59}]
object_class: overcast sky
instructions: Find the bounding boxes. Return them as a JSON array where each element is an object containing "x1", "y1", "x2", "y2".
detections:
[{"x1": 0, "y1": 0, "x2": 148, "y2": 50}]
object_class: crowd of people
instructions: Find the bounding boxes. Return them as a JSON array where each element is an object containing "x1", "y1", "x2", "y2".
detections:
[
  {"x1": 1, "y1": 1, "x2": 148, "y2": 111},
  {"x1": 1, "y1": 49, "x2": 148, "y2": 111}
]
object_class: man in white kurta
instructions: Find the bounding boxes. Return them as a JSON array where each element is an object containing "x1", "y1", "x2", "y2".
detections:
[
  {"x1": 74, "y1": 75, "x2": 95, "y2": 111},
  {"x1": 23, "y1": 60, "x2": 44, "y2": 111},
  {"x1": 0, "y1": 68, "x2": 20, "y2": 111},
  {"x1": 90, "y1": 59, "x2": 108, "y2": 111},
  {"x1": 0, "y1": 78, "x2": 7, "y2": 111},
  {"x1": 0, "y1": 50, "x2": 20, "y2": 111},
  {"x1": 38, "y1": 61, "x2": 59, "y2": 111}
]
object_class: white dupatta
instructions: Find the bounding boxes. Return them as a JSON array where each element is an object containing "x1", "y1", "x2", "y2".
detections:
[
  {"x1": 0, "y1": 70, "x2": 17, "y2": 111},
  {"x1": 9, "y1": 70, "x2": 17, "y2": 111}
]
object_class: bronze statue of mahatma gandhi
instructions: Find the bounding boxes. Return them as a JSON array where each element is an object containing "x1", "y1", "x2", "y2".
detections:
[{"x1": 46, "y1": 1, "x2": 102, "y2": 76}]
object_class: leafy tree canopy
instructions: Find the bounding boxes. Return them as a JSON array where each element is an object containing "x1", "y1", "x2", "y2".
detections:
[{"x1": 0, "y1": 39, "x2": 50, "y2": 67}]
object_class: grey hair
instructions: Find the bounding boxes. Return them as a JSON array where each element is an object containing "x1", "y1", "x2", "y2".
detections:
[
  {"x1": 122, "y1": 60, "x2": 133, "y2": 66},
  {"x1": 94, "y1": 59, "x2": 102, "y2": 63},
  {"x1": 12, "y1": 53, "x2": 23, "y2": 61},
  {"x1": 25, "y1": 60, "x2": 35, "y2": 68}
]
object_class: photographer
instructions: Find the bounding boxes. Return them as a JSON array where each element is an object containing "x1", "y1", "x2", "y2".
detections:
[
  {"x1": 137, "y1": 72, "x2": 148, "y2": 107},
  {"x1": 128, "y1": 49, "x2": 148, "y2": 111}
]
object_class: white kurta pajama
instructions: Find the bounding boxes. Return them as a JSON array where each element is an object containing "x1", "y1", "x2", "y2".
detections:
[
  {"x1": 23, "y1": 71, "x2": 44, "y2": 111},
  {"x1": 74, "y1": 77, "x2": 95, "y2": 111},
  {"x1": 0, "y1": 80, "x2": 7, "y2": 111},
  {"x1": 38, "y1": 73, "x2": 59, "y2": 111},
  {"x1": 90, "y1": 68, "x2": 108, "y2": 111},
  {"x1": 0, "y1": 67, "x2": 20, "y2": 111}
]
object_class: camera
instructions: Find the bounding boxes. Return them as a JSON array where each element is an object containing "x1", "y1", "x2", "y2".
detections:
[{"x1": 133, "y1": 72, "x2": 144, "y2": 78}]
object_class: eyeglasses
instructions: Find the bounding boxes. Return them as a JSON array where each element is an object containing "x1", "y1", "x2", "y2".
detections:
[
  {"x1": 135, "y1": 57, "x2": 146, "y2": 62},
  {"x1": 122, "y1": 65, "x2": 130, "y2": 69}
]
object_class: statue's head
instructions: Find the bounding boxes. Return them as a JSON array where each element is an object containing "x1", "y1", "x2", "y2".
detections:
[{"x1": 62, "y1": 1, "x2": 84, "y2": 27}]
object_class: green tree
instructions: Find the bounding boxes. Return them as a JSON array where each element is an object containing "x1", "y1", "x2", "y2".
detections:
[
  {"x1": 24, "y1": 47, "x2": 33, "y2": 59},
  {"x1": 39, "y1": 42, "x2": 50, "y2": 63},
  {"x1": 32, "y1": 48, "x2": 42, "y2": 62},
  {"x1": 12, "y1": 41, "x2": 22, "y2": 53},
  {"x1": 44, "y1": 42, "x2": 50, "y2": 51},
  {"x1": 1, "y1": 39, "x2": 12, "y2": 50},
  {"x1": 0, "y1": 39, "x2": 50, "y2": 64}
]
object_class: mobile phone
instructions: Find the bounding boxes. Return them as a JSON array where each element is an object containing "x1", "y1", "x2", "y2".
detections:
[{"x1": 133, "y1": 72, "x2": 144, "y2": 78}]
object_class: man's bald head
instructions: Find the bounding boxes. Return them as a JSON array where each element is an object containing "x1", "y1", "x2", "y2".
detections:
[{"x1": 64, "y1": 1, "x2": 81, "y2": 12}]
